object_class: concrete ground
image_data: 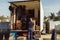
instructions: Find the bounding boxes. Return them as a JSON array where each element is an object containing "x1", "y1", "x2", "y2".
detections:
[
  {"x1": 39, "y1": 34, "x2": 60, "y2": 40},
  {"x1": 3, "y1": 34, "x2": 60, "y2": 40}
]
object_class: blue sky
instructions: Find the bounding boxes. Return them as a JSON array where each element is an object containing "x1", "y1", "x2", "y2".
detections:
[
  {"x1": 0, "y1": 0, "x2": 27, "y2": 17},
  {"x1": 42, "y1": 0, "x2": 60, "y2": 17},
  {"x1": 0, "y1": 0, "x2": 10, "y2": 17}
]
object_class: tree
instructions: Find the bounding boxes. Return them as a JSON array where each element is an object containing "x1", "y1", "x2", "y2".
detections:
[
  {"x1": 0, "y1": 15, "x2": 7, "y2": 22},
  {"x1": 57, "y1": 11, "x2": 60, "y2": 17},
  {"x1": 50, "y1": 12, "x2": 55, "y2": 19},
  {"x1": 44, "y1": 16, "x2": 47, "y2": 19},
  {"x1": 56, "y1": 11, "x2": 60, "y2": 20}
]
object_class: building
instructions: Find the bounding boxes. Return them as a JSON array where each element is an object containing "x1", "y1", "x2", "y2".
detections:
[
  {"x1": 50, "y1": 20, "x2": 60, "y2": 33},
  {"x1": 0, "y1": 16, "x2": 10, "y2": 22}
]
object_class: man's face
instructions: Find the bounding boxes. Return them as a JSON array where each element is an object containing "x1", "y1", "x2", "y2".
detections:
[{"x1": 16, "y1": 20, "x2": 22, "y2": 29}]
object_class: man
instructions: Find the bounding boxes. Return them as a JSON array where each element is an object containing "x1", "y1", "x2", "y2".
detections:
[
  {"x1": 16, "y1": 20, "x2": 22, "y2": 30},
  {"x1": 51, "y1": 29, "x2": 57, "y2": 40},
  {"x1": 0, "y1": 22, "x2": 10, "y2": 40}
]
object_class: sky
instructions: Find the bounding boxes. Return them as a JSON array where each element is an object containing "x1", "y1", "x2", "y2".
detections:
[
  {"x1": 42, "y1": 0, "x2": 60, "y2": 17},
  {"x1": 0, "y1": 0, "x2": 27, "y2": 17}
]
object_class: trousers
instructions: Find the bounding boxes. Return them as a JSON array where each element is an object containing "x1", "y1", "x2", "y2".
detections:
[{"x1": 0, "y1": 31, "x2": 10, "y2": 40}]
